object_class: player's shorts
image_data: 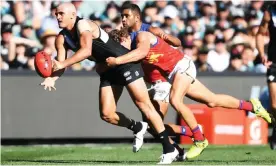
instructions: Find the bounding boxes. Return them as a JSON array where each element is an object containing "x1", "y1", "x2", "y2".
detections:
[
  {"x1": 267, "y1": 65, "x2": 276, "y2": 83},
  {"x1": 148, "y1": 80, "x2": 171, "y2": 103},
  {"x1": 100, "y1": 63, "x2": 144, "y2": 87},
  {"x1": 168, "y1": 56, "x2": 197, "y2": 83}
]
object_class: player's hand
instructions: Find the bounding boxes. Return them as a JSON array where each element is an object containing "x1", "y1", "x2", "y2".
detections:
[
  {"x1": 106, "y1": 57, "x2": 118, "y2": 67},
  {"x1": 52, "y1": 59, "x2": 65, "y2": 72},
  {"x1": 40, "y1": 77, "x2": 56, "y2": 91},
  {"x1": 261, "y1": 56, "x2": 272, "y2": 68}
]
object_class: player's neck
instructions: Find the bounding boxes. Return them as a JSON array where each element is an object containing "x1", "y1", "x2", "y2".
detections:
[
  {"x1": 66, "y1": 21, "x2": 77, "y2": 35},
  {"x1": 65, "y1": 19, "x2": 77, "y2": 31},
  {"x1": 132, "y1": 21, "x2": 142, "y2": 32}
]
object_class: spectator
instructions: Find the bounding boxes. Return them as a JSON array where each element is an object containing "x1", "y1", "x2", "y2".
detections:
[
  {"x1": 249, "y1": 0, "x2": 264, "y2": 21},
  {"x1": 219, "y1": 22, "x2": 234, "y2": 43},
  {"x1": 40, "y1": 29, "x2": 57, "y2": 58},
  {"x1": 101, "y1": 1, "x2": 120, "y2": 23},
  {"x1": 39, "y1": 2, "x2": 61, "y2": 36},
  {"x1": 195, "y1": 47, "x2": 213, "y2": 72},
  {"x1": 229, "y1": 36, "x2": 247, "y2": 58},
  {"x1": 247, "y1": 19, "x2": 260, "y2": 54},
  {"x1": 1, "y1": 24, "x2": 13, "y2": 70},
  {"x1": 240, "y1": 46, "x2": 255, "y2": 72},
  {"x1": 216, "y1": 2, "x2": 230, "y2": 21},
  {"x1": 227, "y1": 53, "x2": 243, "y2": 72},
  {"x1": 179, "y1": 26, "x2": 195, "y2": 47},
  {"x1": 207, "y1": 35, "x2": 230, "y2": 72},
  {"x1": 182, "y1": 42, "x2": 195, "y2": 60},
  {"x1": 20, "y1": 20, "x2": 40, "y2": 44},
  {"x1": 198, "y1": 1, "x2": 217, "y2": 29},
  {"x1": 142, "y1": 2, "x2": 159, "y2": 24},
  {"x1": 203, "y1": 27, "x2": 216, "y2": 50},
  {"x1": 1, "y1": 0, "x2": 13, "y2": 16},
  {"x1": 186, "y1": 15, "x2": 202, "y2": 39},
  {"x1": 161, "y1": 5, "x2": 180, "y2": 36},
  {"x1": 72, "y1": 0, "x2": 85, "y2": 17},
  {"x1": 89, "y1": 12, "x2": 102, "y2": 26}
]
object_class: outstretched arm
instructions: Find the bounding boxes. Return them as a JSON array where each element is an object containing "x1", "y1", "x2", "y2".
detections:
[
  {"x1": 107, "y1": 32, "x2": 151, "y2": 66},
  {"x1": 256, "y1": 10, "x2": 271, "y2": 68},
  {"x1": 149, "y1": 26, "x2": 181, "y2": 47}
]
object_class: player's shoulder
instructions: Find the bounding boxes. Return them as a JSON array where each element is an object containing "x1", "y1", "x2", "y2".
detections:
[
  {"x1": 76, "y1": 19, "x2": 94, "y2": 28},
  {"x1": 56, "y1": 32, "x2": 65, "y2": 41},
  {"x1": 137, "y1": 31, "x2": 151, "y2": 38}
]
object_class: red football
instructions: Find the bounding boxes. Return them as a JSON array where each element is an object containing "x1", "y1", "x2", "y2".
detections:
[{"x1": 34, "y1": 51, "x2": 52, "y2": 78}]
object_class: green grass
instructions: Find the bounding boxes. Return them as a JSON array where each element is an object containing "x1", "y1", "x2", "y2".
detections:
[{"x1": 1, "y1": 144, "x2": 276, "y2": 165}]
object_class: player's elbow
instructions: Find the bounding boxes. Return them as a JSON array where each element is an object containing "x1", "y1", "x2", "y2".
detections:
[
  {"x1": 83, "y1": 47, "x2": 92, "y2": 58},
  {"x1": 173, "y1": 38, "x2": 181, "y2": 47}
]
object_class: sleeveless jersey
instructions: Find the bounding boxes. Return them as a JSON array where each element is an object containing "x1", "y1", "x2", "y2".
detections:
[
  {"x1": 268, "y1": 4, "x2": 276, "y2": 64},
  {"x1": 142, "y1": 37, "x2": 184, "y2": 83},
  {"x1": 130, "y1": 23, "x2": 150, "y2": 50},
  {"x1": 60, "y1": 17, "x2": 132, "y2": 70}
]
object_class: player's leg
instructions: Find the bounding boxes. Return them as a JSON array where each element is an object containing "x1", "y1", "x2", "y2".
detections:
[
  {"x1": 268, "y1": 81, "x2": 276, "y2": 150},
  {"x1": 141, "y1": 98, "x2": 187, "y2": 161},
  {"x1": 186, "y1": 79, "x2": 272, "y2": 123},
  {"x1": 126, "y1": 77, "x2": 178, "y2": 164},
  {"x1": 168, "y1": 57, "x2": 207, "y2": 159},
  {"x1": 99, "y1": 84, "x2": 147, "y2": 135}
]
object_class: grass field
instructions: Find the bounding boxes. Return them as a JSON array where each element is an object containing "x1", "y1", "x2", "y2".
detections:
[{"x1": 1, "y1": 144, "x2": 276, "y2": 165}]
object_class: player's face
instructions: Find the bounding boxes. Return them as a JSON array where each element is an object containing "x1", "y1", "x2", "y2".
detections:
[
  {"x1": 121, "y1": 9, "x2": 137, "y2": 28},
  {"x1": 55, "y1": 6, "x2": 73, "y2": 28}
]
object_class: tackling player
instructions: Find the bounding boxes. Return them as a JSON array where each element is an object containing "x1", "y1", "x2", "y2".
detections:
[{"x1": 106, "y1": 3, "x2": 273, "y2": 159}]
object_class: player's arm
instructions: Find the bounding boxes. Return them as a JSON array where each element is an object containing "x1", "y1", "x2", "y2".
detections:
[
  {"x1": 53, "y1": 20, "x2": 96, "y2": 71},
  {"x1": 149, "y1": 26, "x2": 181, "y2": 47},
  {"x1": 51, "y1": 34, "x2": 67, "y2": 81},
  {"x1": 115, "y1": 32, "x2": 151, "y2": 65},
  {"x1": 256, "y1": 9, "x2": 271, "y2": 67}
]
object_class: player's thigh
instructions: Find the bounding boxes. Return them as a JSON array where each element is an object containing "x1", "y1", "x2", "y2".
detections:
[
  {"x1": 126, "y1": 77, "x2": 150, "y2": 103},
  {"x1": 268, "y1": 82, "x2": 276, "y2": 108},
  {"x1": 170, "y1": 72, "x2": 193, "y2": 101},
  {"x1": 186, "y1": 79, "x2": 216, "y2": 104},
  {"x1": 169, "y1": 57, "x2": 196, "y2": 100},
  {"x1": 99, "y1": 85, "x2": 124, "y2": 114}
]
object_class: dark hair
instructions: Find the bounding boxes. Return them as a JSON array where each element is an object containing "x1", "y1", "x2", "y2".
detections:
[
  {"x1": 109, "y1": 27, "x2": 129, "y2": 43},
  {"x1": 109, "y1": 29, "x2": 121, "y2": 43},
  {"x1": 121, "y1": 3, "x2": 141, "y2": 19}
]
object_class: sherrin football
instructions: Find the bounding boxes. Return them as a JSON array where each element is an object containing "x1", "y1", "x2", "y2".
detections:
[{"x1": 34, "y1": 51, "x2": 52, "y2": 78}]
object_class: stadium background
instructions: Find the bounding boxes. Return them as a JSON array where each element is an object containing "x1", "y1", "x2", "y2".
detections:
[{"x1": 1, "y1": 0, "x2": 274, "y2": 145}]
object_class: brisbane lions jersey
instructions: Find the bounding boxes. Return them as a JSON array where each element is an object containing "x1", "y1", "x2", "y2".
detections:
[{"x1": 142, "y1": 37, "x2": 184, "y2": 83}]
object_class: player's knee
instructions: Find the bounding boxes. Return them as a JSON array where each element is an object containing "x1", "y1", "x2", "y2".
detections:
[
  {"x1": 135, "y1": 100, "x2": 153, "y2": 117},
  {"x1": 100, "y1": 110, "x2": 115, "y2": 122},
  {"x1": 169, "y1": 96, "x2": 181, "y2": 111}
]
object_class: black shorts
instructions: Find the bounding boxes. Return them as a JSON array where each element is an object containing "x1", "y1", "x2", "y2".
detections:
[
  {"x1": 100, "y1": 63, "x2": 144, "y2": 87},
  {"x1": 267, "y1": 65, "x2": 276, "y2": 83}
]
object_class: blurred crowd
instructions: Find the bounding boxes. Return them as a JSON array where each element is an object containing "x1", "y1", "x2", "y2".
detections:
[{"x1": 0, "y1": 0, "x2": 272, "y2": 73}]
